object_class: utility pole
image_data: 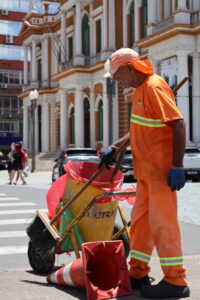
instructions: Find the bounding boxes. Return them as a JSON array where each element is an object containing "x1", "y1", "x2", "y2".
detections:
[{"x1": 106, "y1": 77, "x2": 116, "y2": 145}]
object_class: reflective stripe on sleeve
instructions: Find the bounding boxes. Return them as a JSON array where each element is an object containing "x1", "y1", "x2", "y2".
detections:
[
  {"x1": 160, "y1": 256, "x2": 184, "y2": 266},
  {"x1": 130, "y1": 113, "x2": 166, "y2": 128},
  {"x1": 130, "y1": 250, "x2": 151, "y2": 263}
]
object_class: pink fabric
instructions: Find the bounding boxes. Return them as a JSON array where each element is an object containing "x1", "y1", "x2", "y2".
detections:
[
  {"x1": 46, "y1": 174, "x2": 67, "y2": 219},
  {"x1": 115, "y1": 185, "x2": 136, "y2": 205}
]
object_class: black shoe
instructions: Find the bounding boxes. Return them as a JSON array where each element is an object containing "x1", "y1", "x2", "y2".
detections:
[
  {"x1": 129, "y1": 275, "x2": 152, "y2": 289},
  {"x1": 140, "y1": 279, "x2": 190, "y2": 299}
]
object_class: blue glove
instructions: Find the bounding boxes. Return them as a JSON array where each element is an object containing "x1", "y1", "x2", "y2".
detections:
[
  {"x1": 98, "y1": 147, "x2": 117, "y2": 169},
  {"x1": 167, "y1": 169, "x2": 185, "y2": 191}
]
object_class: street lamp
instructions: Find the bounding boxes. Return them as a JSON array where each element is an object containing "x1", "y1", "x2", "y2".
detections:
[
  {"x1": 104, "y1": 59, "x2": 116, "y2": 145},
  {"x1": 29, "y1": 89, "x2": 38, "y2": 172}
]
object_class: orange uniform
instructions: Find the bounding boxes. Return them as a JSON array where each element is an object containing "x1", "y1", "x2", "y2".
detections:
[{"x1": 129, "y1": 74, "x2": 187, "y2": 286}]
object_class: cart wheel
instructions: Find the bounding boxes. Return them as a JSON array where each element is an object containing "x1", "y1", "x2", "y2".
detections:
[
  {"x1": 113, "y1": 224, "x2": 130, "y2": 258},
  {"x1": 28, "y1": 241, "x2": 55, "y2": 275}
]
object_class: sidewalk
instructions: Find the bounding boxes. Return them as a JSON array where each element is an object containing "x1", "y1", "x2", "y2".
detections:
[
  {"x1": 0, "y1": 170, "x2": 52, "y2": 186},
  {"x1": 0, "y1": 255, "x2": 199, "y2": 299}
]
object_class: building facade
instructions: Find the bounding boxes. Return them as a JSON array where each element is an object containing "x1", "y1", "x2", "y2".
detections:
[
  {"x1": 19, "y1": 0, "x2": 200, "y2": 154},
  {"x1": 0, "y1": 2, "x2": 26, "y2": 153}
]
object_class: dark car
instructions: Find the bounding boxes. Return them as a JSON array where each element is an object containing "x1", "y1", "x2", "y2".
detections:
[
  {"x1": 183, "y1": 147, "x2": 200, "y2": 182},
  {"x1": 0, "y1": 159, "x2": 7, "y2": 170},
  {"x1": 119, "y1": 149, "x2": 134, "y2": 181},
  {"x1": 52, "y1": 148, "x2": 101, "y2": 182}
]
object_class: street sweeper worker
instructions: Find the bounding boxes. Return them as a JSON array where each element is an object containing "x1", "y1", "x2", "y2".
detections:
[{"x1": 99, "y1": 48, "x2": 190, "y2": 299}]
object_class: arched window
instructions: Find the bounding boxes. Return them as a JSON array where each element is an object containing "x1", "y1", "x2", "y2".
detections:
[
  {"x1": 141, "y1": 0, "x2": 148, "y2": 38},
  {"x1": 82, "y1": 14, "x2": 90, "y2": 56},
  {"x1": 129, "y1": 1, "x2": 135, "y2": 47},
  {"x1": 69, "y1": 107, "x2": 75, "y2": 144},
  {"x1": 84, "y1": 98, "x2": 90, "y2": 147},
  {"x1": 96, "y1": 19, "x2": 102, "y2": 53},
  {"x1": 98, "y1": 99, "x2": 103, "y2": 141}
]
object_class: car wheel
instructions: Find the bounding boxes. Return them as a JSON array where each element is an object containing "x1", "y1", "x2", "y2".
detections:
[
  {"x1": 113, "y1": 224, "x2": 130, "y2": 258},
  {"x1": 28, "y1": 241, "x2": 55, "y2": 275}
]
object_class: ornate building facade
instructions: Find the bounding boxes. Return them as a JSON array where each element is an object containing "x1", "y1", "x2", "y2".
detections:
[{"x1": 19, "y1": 0, "x2": 200, "y2": 153}]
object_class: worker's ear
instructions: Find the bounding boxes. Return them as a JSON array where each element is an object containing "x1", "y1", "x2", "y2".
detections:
[{"x1": 127, "y1": 63, "x2": 134, "y2": 70}]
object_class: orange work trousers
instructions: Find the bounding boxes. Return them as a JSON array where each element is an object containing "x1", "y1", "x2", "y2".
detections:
[{"x1": 129, "y1": 179, "x2": 187, "y2": 286}]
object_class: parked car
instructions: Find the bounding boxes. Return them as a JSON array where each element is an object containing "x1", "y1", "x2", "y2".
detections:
[
  {"x1": 0, "y1": 159, "x2": 7, "y2": 170},
  {"x1": 52, "y1": 148, "x2": 101, "y2": 182},
  {"x1": 183, "y1": 147, "x2": 200, "y2": 182},
  {"x1": 119, "y1": 149, "x2": 134, "y2": 181}
]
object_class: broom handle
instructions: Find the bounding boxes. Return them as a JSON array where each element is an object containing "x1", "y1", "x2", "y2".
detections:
[
  {"x1": 50, "y1": 138, "x2": 129, "y2": 225},
  {"x1": 172, "y1": 77, "x2": 188, "y2": 94}
]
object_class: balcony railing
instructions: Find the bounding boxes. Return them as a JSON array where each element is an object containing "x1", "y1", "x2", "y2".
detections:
[{"x1": 153, "y1": 16, "x2": 175, "y2": 34}]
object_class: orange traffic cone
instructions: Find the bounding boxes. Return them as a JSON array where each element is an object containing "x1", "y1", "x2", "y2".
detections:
[
  {"x1": 47, "y1": 241, "x2": 132, "y2": 299},
  {"x1": 82, "y1": 240, "x2": 132, "y2": 299},
  {"x1": 47, "y1": 258, "x2": 85, "y2": 288}
]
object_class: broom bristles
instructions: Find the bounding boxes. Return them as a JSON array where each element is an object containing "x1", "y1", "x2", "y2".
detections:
[
  {"x1": 26, "y1": 210, "x2": 61, "y2": 258},
  {"x1": 26, "y1": 215, "x2": 46, "y2": 239}
]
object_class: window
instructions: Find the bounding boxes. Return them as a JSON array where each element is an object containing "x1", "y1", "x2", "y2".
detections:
[
  {"x1": 0, "y1": 45, "x2": 24, "y2": 60},
  {"x1": 128, "y1": 102, "x2": 132, "y2": 128},
  {"x1": 68, "y1": 36, "x2": 73, "y2": 61},
  {"x1": 96, "y1": 19, "x2": 101, "y2": 54},
  {"x1": 0, "y1": 96, "x2": 22, "y2": 115},
  {"x1": 69, "y1": 107, "x2": 75, "y2": 144},
  {"x1": 0, "y1": 20, "x2": 22, "y2": 36},
  {"x1": 98, "y1": 99, "x2": 103, "y2": 141},
  {"x1": 0, "y1": 70, "x2": 23, "y2": 85},
  {"x1": 129, "y1": 1, "x2": 135, "y2": 47},
  {"x1": 0, "y1": 120, "x2": 19, "y2": 137},
  {"x1": 82, "y1": 14, "x2": 90, "y2": 56},
  {"x1": 141, "y1": 0, "x2": 148, "y2": 38},
  {"x1": 0, "y1": 0, "x2": 59, "y2": 13}
]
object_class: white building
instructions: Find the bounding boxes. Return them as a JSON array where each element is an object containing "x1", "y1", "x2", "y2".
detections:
[{"x1": 19, "y1": 0, "x2": 200, "y2": 154}]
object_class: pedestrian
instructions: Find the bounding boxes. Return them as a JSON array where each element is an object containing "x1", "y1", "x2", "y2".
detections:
[
  {"x1": 13, "y1": 143, "x2": 29, "y2": 185},
  {"x1": 100, "y1": 48, "x2": 190, "y2": 298},
  {"x1": 7, "y1": 142, "x2": 15, "y2": 182},
  {"x1": 9, "y1": 143, "x2": 27, "y2": 185}
]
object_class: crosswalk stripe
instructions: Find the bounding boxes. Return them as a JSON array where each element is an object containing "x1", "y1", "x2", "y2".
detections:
[
  {"x1": 0, "y1": 231, "x2": 27, "y2": 238},
  {"x1": 0, "y1": 202, "x2": 36, "y2": 207},
  {"x1": 0, "y1": 245, "x2": 27, "y2": 255},
  {"x1": 0, "y1": 209, "x2": 47, "y2": 215},
  {"x1": 0, "y1": 219, "x2": 32, "y2": 225},
  {"x1": 0, "y1": 193, "x2": 7, "y2": 196},
  {"x1": 0, "y1": 197, "x2": 20, "y2": 201}
]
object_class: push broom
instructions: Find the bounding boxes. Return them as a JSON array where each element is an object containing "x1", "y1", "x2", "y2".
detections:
[{"x1": 26, "y1": 137, "x2": 129, "y2": 256}]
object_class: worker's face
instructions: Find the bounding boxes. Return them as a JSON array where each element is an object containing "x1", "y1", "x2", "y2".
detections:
[{"x1": 113, "y1": 65, "x2": 139, "y2": 88}]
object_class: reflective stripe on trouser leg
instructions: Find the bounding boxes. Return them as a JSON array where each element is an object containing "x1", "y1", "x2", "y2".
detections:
[
  {"x1": 129, "y1": 180, "x2": 154, "y2": 279},
  {"x1": 160, "y1": 257, "x2": 184, "y2": 266},
  {"x1": 148, "y1": 179, "x2": 187, "y2": 286}
]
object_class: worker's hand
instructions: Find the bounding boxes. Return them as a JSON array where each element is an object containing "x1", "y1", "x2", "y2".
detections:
[
  {"x1": 167, "y1": 169, "x2": 185, "y2": 191},
  {"x1": 98, "y1": 146, "x2": 117, "y2": 169}
]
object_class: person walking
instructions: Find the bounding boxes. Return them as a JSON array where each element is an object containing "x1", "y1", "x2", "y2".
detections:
[
  {"x1": 13, "y1": 143, "x2": 29, "y2": 185},
  {"x1": 7, "y1": 142, "x2": 15, "y2": 182},
  {"x1": 100, "y1": 48, "x2": 190, "y2": 298},
  {"x1": 9, "y1": 143, "x2": 27, "y2": 185}
]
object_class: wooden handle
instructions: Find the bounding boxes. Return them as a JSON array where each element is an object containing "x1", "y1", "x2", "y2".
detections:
[{"x1": 172, "y1": 77, "x2": 188, "y2": 94}]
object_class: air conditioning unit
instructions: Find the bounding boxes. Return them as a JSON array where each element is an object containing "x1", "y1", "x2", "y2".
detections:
[
  {"x1": 1, "y1": 84, "x2": 7, "y2": 88},
  {"x1": 6, "y1": 35, "x2": 13, "y2": 44},
  {"x1": 2, "y1": 10, "x2": 8, "y2": 15}
]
